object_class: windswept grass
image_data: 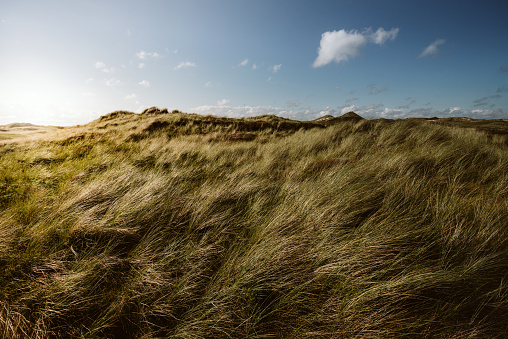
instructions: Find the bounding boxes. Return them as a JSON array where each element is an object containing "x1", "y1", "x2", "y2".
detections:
[{"x1": 0, "y1": 110, "x2": 507, "y2": 338}]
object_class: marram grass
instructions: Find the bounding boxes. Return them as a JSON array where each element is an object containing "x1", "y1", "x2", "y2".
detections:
[{"x1": 0, "y1": 110, "x2": 507, "y2": 338}]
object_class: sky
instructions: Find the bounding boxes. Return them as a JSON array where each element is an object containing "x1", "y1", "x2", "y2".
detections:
[{"x1": 1, "y1": 0, "x2": 507, "y2": 126}]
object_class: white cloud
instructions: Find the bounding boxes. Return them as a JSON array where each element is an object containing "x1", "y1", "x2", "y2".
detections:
[
  {"x1": 313, "y1": 29, "x2": 367, "y2": 67},
  {"x1": 239, "y1": 59, "x2": 249, "y2": 66},
  {"x1": 369, "y1": 27, "x2": 399, "y2": 45},
  {"x1": 191, "y1": 102, "x2": 508, "y2": 121},
  {"x1": 319, "y1": 107, "x2": 338, "y2": 116},
  {"x1": 272, "y1": 64, "x2": 282, "y2": 73},
  {"x1": 419, "y1": 39, "x2": 446, "y2": 58},
  {"x1": 125, "y1": 93, "x2": 137, "y2": 100},
  {"x1": 217, "y1": 99, "x2": 230, "y2": 106},
  {"x1": 94, "y1": 61, "x2": 114, "y2": 73},
  {"x1": 341, "y1": 105, "x2": 360, "y2": 114},
  {"x1": 267, "y1": 76, "x2": 272, "y2": 82},
  {"x1": 252, "y1": 63, "x2": 257, "y2": 70},
  {"x1": 105, "y1": 78, "x2": 124, "y2": 87},
  {"x1": 138, "y1": 63, "x2": 145, "y2": 69},
  {"x1": 138, "y1": 80, "x2": 150, "y2": 87},
  {"x1": 136, "y1": 50, "x2": 160, "y2": 59},
  {"x1": 205, "y1": 81, "x2": 213, "y2": 87},
  {"x1": 175, "y1": 61, "x2": 196, "y2": 69},
  {"x1": 313, "y1": 27, "x2": 399, "y2": 67}
]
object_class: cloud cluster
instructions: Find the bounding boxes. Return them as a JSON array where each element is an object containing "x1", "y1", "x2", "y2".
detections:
[
  {"x1": 105, "y1": 78, "x2": 124, "y2": 87},
  {"x1": 138, "y1": 80, "x2": 151, "y2": 88},
  {"x1": 192, "y1": 102, "x2": 508, "y2": 122},
  {"x1": 272, "y1": 64, "x2": 282, "y2": 73},
  {"x1": 313, "y1": 27, "x2": 399, "y2": 67},
  {"x1": 473, "y1": 94, "x2": 500, "y2": 107},
  {"x1": 419, "y1": 39, "x2": 446, "y2": 58},
  {"x1": 237, "y1": 59, "x2": 259, "y2": 71},
  {"x1": 217, "y1": 99, "x2": 230, "y2": 106},
  {"x1": 95, "y1": 61, "x2": 114, "y2": 73},
  {"x1": 369, "y1": 85, "x2": 388, "y2": 95},
  {"x1": 175, "y1": 61, "x2": 196, "y2": 70},
  {"x1": 136, "y1": 50, "x2": 160, "y2": 59}
]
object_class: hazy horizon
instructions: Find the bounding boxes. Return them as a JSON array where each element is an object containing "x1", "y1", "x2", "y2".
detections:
[{"x1": 1, "y1": 0, "x2": 507, "y2": 126}]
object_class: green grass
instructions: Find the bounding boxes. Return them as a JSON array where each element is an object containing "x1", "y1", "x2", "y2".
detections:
[{"x1": 0, "y1": 110, "x2": 507, "y2": 338}]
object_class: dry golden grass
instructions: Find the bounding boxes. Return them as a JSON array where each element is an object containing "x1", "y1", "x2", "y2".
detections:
[{"x1": 0, "y1": 109, "x2": 507, "y2": 338}]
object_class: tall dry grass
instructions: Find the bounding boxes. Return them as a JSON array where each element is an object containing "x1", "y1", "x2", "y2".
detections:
[{"x1": 0, "y1": 111, "x2": 507, "y2": 338}]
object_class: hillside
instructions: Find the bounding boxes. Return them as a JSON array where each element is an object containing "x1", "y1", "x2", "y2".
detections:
[
  {"x1": 0, "y1": 123, "x2": 61, "y2": 142},
  {"x1": 1, "y1": 109, "x2": 508, "y2": 338}
]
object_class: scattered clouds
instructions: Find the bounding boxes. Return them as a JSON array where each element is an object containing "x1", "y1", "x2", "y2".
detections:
[
  {"x1": 345, "y1": 97, "x2": 359, "y2": 103},
  {"x1": 287, "y1": 100, "x2": 301, "y2": 108},
  {"x1": 473, "y1": 94, "x2": 501, "y2": 107},
  {"x1": 319, "y1": 107, "x2": 339, "y2": 116},
  {"x1": 239, "y1": 59, "x2": 249, "y2": 66},
  {"x1": 313, "y1": 27, "x2": 399, "y2": 67},
  {"x1": 136, "y1": 50, "x2": 160, "y2": 59},
  {"x1": 175, "y1": 61, "x2": 196, "y2": 69},
  {"x1": 272, "y1": 64, "x2": 282, "y2": 73},
  {"x1": 340, "y1": 105, "x2": 360, "y2": 115},
  {"x1": 138, "y1": 80, "x2": 151, "y2": 87},
  {"x1": 138, "y1": 63, "x2": 145, "y2": 69},
  {"x1": 95, "y1": 61, "x2": 114, "y2": 73},
  {"x1": 496, "y1": 86, "x2": 508, "y2": 93},
  {"x1": 95, "y1": 61, "x2": 106, "y2": 69},
  {"x1": 125, "y1": 93, "x2": 137, "y2": 100},
  {"x1": 191, "y1": 102, "x2": 508, "y2": 121},
  {"x1": 204, "y1": 81, "x2": 213, "y2": 88},
  {"x1": 369, "y1": 85, "x2": 388, "y2": 95},
  {"x1": 217, "y1": 99, "x2": 230, "y2": 106},
  {"x1": 252, "y1": 63, "x2": 257, "y2": 70},
  {"x1": 105, "y1": 78, "x2": 124, "y2": 87},
  {"x1": 193, "y1": 104, "x2": 314, "y2": 120},
  {"x1": 398, "y1": 98, "x2": 416, "y2": 109},
  {"x1": 500, "y1": 65, "x2": 508, "y2": 73},
  {"x1": 370, "y1": 27, "x2": 399, "y2": 45},
  {"x1": 419, "y1": 39, "x2": 446, "y2": 58}
]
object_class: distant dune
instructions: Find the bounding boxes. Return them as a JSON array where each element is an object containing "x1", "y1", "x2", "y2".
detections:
[{"x1": 0, "y1": 123, "x2": 61, "y2": 141}]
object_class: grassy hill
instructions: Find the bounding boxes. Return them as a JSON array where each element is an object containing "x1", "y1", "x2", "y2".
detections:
[
  {"x1": 0, "y1": 123, "x2": 61, "y2": 142},
  {"x1": 1, "y1": 108, "x2": 508, "y2": 338}
]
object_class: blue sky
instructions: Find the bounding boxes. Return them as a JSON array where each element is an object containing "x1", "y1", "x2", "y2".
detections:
[{"x1": 1, "y1": 0, "x2": 507, "y2": 126}]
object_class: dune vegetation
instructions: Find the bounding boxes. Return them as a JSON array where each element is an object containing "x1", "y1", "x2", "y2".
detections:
[
  {"x1": 0, "y1": 123, "x2": 61, "y2": 142},
  {"x1": 0, "y1": 108, "x2": 507, "y2": 338}
]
